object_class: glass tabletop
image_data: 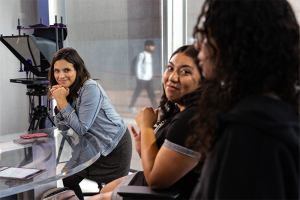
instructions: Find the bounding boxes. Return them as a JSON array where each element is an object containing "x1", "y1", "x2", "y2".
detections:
[{"x1": 0, "y1": 127, "x2": 101, "y2": 198}]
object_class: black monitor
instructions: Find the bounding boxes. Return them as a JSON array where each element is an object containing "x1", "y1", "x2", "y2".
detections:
[{"x1": 0, "y1": 35, "x2": 56, "y2": 77}]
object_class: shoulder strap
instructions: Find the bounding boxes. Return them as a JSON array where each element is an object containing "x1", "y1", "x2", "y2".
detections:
[{"x1": 142, "y1": 52, "x2": 146, "y2": 65}]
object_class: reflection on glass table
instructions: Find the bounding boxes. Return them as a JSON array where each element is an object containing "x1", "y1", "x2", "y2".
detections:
[{"x1": 0, "y1": 127, "x2": 101, "y2": 199}]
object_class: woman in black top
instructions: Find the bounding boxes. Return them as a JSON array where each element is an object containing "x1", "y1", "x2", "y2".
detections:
[
  {"x1": 88, "y1": 45, "x2": 207, "y2": 200},
  {"x1": 189, "y1": 0, "x2": 299, "y2": 199}
]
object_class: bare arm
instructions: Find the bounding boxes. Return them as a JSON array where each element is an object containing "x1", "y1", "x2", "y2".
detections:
[
  {"x1": 136, "y1": 107, "x2": 199, "y2": 190},
  {"x1": 145, "y1": 146, "x2": 199, "y2": 189}
]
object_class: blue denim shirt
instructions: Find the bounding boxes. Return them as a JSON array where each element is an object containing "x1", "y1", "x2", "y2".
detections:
[{"x1": 54, "y1": 79, "x2": 127, "y2": 156}]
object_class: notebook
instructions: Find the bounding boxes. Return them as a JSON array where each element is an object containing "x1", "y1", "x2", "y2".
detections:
[{"x1": 0, "y1": 166, "x2": 45, "y2": 180}]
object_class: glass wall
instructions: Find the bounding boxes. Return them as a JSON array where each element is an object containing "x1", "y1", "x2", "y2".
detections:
[{"x1": 65, "y1": 0, "x2": 205, "y2": 170}]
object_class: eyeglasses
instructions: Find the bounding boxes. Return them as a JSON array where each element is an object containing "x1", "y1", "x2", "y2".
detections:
[{"x1": 193, "y1": 27, "x2": 212, "y2": 51}]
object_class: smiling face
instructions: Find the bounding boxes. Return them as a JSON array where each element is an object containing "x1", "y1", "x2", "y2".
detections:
[
  {"x1": 54, "y1": 59, "x2": 77, "y2": 88},
  {"x1": 163, "y1": 52, "x2": 201, "y2": 107}
]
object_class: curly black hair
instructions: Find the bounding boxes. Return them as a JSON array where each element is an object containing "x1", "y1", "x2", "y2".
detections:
[
  {"x1": 186, "y1": 0, "x2": 300, "y2": 160},
  {"x1": 157, "y1": 45, "x2": 203, "y2": 124}
]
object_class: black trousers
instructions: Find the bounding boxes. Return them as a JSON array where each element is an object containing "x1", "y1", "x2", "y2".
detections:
[{"x1": 129, "y1": 79, "x2": 157, "y2": 108}]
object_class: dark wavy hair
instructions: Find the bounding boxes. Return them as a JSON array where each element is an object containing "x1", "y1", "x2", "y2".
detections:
[
  {"x1": 157, "y1": 45, "x2": 202, "y2": 124},
  {"x1": 186, "y1": 0, "x2": 300, "y2": 159},
  {"x1": 47, "y1": 47, "x2": 91, "y2": 100}
]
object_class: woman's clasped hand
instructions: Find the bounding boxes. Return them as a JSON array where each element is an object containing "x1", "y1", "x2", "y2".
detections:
[
  {"x1": 135, "y1": 107, "x2": 159, "y2": 130},
  {"x1": 50, "y1": 85, "x2": 69, "y2": 110}
]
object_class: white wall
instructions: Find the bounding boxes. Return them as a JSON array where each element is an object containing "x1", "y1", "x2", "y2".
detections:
[
  {"x1": 0, "y1": 0, "x2": 39, "y2": 135},
  {"x1": 288, "y1": 0, "x2": 300, "y2": 23}
]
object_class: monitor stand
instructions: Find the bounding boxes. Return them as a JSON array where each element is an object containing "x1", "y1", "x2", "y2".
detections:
[{"x1": 10, "y1": 77, "x2": 49, "y2": 85}]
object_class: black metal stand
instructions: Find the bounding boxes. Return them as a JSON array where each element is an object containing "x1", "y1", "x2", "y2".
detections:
[
  {"x1": 2, "y1": 18, "x2": 67, "y2": 131},
  {"x1": 28, "y1": 105, "x2": 55, "y2": 131},
  {"x1": 27, "y1": 85, "x2": 55, "y2": 131}
]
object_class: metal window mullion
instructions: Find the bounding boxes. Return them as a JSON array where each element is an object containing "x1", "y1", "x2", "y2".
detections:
[
  {"x1": 182, "y1": 0, "x2": 187, "y2": 45},
  {"x1": 162, "y1": 0, "x2": 169, "y2": 80}
]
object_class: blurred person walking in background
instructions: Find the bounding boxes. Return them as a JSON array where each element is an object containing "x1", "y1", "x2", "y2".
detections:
[{"x1": 128, "y1": 40, "x2": 157, "y2": 113}]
